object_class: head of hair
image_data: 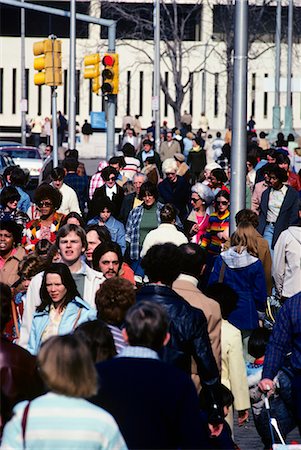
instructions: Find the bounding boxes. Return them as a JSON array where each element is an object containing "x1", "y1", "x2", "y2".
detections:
[
  {"x1": 51, "y1": 167, "x2": 65, "y2": 181},
  {"x1": 95, "y1": 277, "x2": 135, "y2": 326},
  {"x1": 266, "y1": 164, "x2": 288, "y2": 183},
  {"x1": 34, "y1": 239, "x2": 52, "y2": 257},
  {"x1": 74, "y1": 319, "x2": 117, "y2": 363},
  {"x1": 144, "y1": 156, "x2": 156, "y2": 165},
  {"x1": 247, "y1": 154, "x2": 258, "y2": 167},
  {"x1": 122, "y1": 143, "x2": 136, "y2": 157},
  {"x1": 211, "y1": 168, "x2": 228, "y2": 183},
  {"x1": 191, "y1": 183, "x2": 215, "y2": 206},
  {"x1": 194, "y1": 136, "x2": 203, "y2": 147},
  {"x1": 259, "y1": 131, "x2": 266, "y2": 139},
  {"x1": 204, "y1": 283, "x2": 238, "y2": 319},
  {"x1": 10, "y1": 167, "x2": 27, "y2": 187},
  {"x1": 178, "y1": 243, "x2": 206, "y2": 278},
  {"x1": 0, "y1": 282, "x2": 12, "y2": 331},
  {"x1": 266, "y1": 148, "x2": 277, "y2": 159},
  {"x1": 124, "y1": 301, "x2": 169, "y2": 351},
  {"x1": 162, "y1": 158, "x2": 178, "y2": 175},
  {"x1": 38, "y1": 263, "x2": 80, "y2": 312},
  {"x1": 0, "y1": 186, "x2": 20, "y2": 207},
  {"x1": 0, "y1": 220, "x2": 22, "y2": 245},
  {"x1": 95, "y1": 197, "x2": 115, "y2": 216},
  {"x1": 92, "y1": 241, "x2": 123, "y2": 272},
  {"x1": 101, "y1": 166, "x2": 118, "y2": 181},
  {"x1": 143, "y1": 139, "x2": 153, "y2": 147},
  {"x1": 248, "y1": 327, "x2": 271, "y2": 359},
  {"x1": 275, "y1": 153, "x2": 290, "y2": 166},
  {"x1": 215, "y1": 190, "x2": 230, "y2": 202},
  {"x1": 133, "y1": 173, "x2": 147, "y2": 183},
  {"x1": 3, "y1": 166, "x2": 15, "y2": 183},
  {"x1": 37, "y1": 334, "x2": 98, "y2": 397},
  {"x1": 59, "y1": 212, "x2": 86, "y2": 230},
  {"x1": 64, "y1": 149, "x2": 79, "y2": 160},
  {"x1": 18, "y1": 254, "x2": 45, "y2": 281},
  {"x1": 216, "y1": 131, "x2": 221, "y2": 138},
  {"x1": 287, "y1": 133, "x2": 294, "y2": 142},
  {"x1": 141, "y1": 243, "x2": 182, "y2": 285},
  {"x1": 138, "y1": 181, "x2": 159, "y2": 201},
  {"x1": 160, "y1": 203, "x2": 176, "y2": 223},
  {"x1": 45, "y1": 243, "x2": 60, "y2": 265},
  {"x1": 63, "y1": 158, "x2": 79, "y2": 172},
  {"x1": 230, "y1": 222, "x2": 258, "y2": 256},
  {"x1": 34, "y1": 183, "x2": 62, "y2": 210},
  {"x1": 85, "y1": 224, "x2": 112, "y2": 245},
  {"x1": 235, "y1": 209, "x2": 259, "y2": 228},
  {"x1": 220, "y1": 384, "x2": 235, "y2": 408},
  {"x1": 56, "y1": 224, "x2": 87, "y2": 250},
  {"x1": 109, "y1": 156, "x2": 123, "y2": 168}
]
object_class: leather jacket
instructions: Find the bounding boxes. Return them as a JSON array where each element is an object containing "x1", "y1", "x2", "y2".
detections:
[{"x1": 137, "y1": 284, "x2": 223, "y2": 424}]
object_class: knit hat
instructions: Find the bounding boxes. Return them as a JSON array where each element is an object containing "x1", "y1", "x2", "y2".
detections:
[{"x1": 174, "y1": 153, "x2": 185, "y2": 163}]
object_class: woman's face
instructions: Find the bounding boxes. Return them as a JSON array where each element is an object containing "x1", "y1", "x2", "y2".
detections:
[
  {"x1": 191, "y1": 194, "x2": 203, "y2": 210},
  {"x1": 209, "y1": 174, "x2": 218, "y2": 188},
  {"x1": 100, "y1": 208, "x2": 111, "y2": 223},
  {"x1": 7, "y1": 198, "x2": 19, "y2": 210},
  {"x1": 86, "y1": 230, "x2": 101, "y2": 262},
  {"x1": 37, "y1": 198, "x2": 55, "y2": 218},
  {"x1": 46, "y1": 273, "x2": 67, "y2": 305},
  {"x1": 0, "y1": 229, "x2": 14, "y2": 255},
  {"x1": 166, "y1": 171, "x2": 177, "y2": 183},
  {"x1": 246, "y1": 162, "x2": 253, "y2": 172},
  {"x1": 21, "y1": 278, "x2": 32, "y2": 291},
  {"x1": 67, "y1": 217, "x2": 81, "y2": 226},
  {"x1": 267, "y1": 173, "x2": 282, "y2": 190},
  {"x1": 216, "y1": 196, "x2": 230, "y2": 214},
  {"x1": 143, "y1": 192, "x2": 156, "y2": 207}
]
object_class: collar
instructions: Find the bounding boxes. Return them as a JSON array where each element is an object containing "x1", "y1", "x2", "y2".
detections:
[
  {"x1": 117, "y1": 346, "x2": 159, "y2": 360},
  {"x1": 106, "y1": 184, "x2": 117, "y2": 193},
  {"x1": 176, "y1": 273, "x2": 198, "y2": 286},
  {"x1": 74, "y1": 261, "x2": 87, "y2": 275}
]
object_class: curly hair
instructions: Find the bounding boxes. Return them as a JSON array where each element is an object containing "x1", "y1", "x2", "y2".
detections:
[
  {"x1": 0, "y1": 220, "x2": 22, "y2": 245},
  {"x1": 34, "y1": 183, "x2": 62, "y2": 210},
  {"x1": 95, "y1": 277, "x2": 135, "y2": 326},
  {"x1": 141, "y1": 243, "x2": 182, "y2": 285}
]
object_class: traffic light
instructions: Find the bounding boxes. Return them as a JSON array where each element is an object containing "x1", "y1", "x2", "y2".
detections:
[
  {"x1": 84, "y1": 54, "x2": 100, "y2": 94},
  {"x1": 101, "y1": 53, "x2": 119, "y2": 95},
  {"x1": 33, "y1": 38, "x2": 62, "y2": 87}
]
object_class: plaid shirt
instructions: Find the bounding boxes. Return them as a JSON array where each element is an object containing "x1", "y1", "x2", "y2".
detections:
[
  {"x1": 126, "y1": 203, "x2": 162, "y2": 260},
  {"x1": 262, "y1": 292, "x2": 301, "y2": 380},
  {"x1": 64, "y1": 173, "x2": 88, "y2": 213},
  {"x1": 89, "y1": 161, "x2": 108, "y2": 199}
]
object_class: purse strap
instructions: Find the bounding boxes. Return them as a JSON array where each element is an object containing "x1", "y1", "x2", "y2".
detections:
[
  {"x1": 22, "y1": 402, "x2": 30, "y2": 449},
  {"x1": 11, "y1": 299, "x2": 20, "y2": 339},
  {"x1": 218, "y1": 261, "x2": 226, "y2": 283},
  {"x1": 72, "y1": 308, "x2": 82, "y2": 331}
]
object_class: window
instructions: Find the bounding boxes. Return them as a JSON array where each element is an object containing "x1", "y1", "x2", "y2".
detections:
[
  {"x1": 214, "y1": 73, "x2": 219, "y2": 117},
  {"x1": 12, "y1": 68, "x2": 16, "y2": 114},
  {"x1": 25, "y1": 68, "x2": 29, "y2": 114},
  {"x1": 164, "y1": 72, "x2": 168, "y2": 117},
  {"x1": 63, "y1": 69, "x2": 68, "y2": 115},
  {"x1": 89, "y1": 79, "x2": 93, "y2": 114},
  {"x1": 126, "y1": 71, "x2": 131, "y2": 116},
  {"x1": 189, "y1": 72, "x2": 193, "y2": 116},
  {"x1": 264, "y1": 73, "x2": 268, "y2": 118},
  {"x1": 251, "y1": 73, "x2": 256, "y2": 117},
  {"x1": 139, "y1": 71, "x2": 143, "y2": 116},
  {"x1": 0, "y1": 69, "x2": 3, "y2": 113},
  {"x1": 38, "y1": 85, "x2": 42, "y2": 116},
  {"x1": 76, "y1": 70, "x2": 80, "y2": 115}
]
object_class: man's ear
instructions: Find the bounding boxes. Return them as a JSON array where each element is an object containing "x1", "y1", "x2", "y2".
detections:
[
  {"x1": 163, "y1": 332, "x2": 170, "y2": 347},
  {"x1": 122, "y1": 328, "x2": 129, "y2": 344}
]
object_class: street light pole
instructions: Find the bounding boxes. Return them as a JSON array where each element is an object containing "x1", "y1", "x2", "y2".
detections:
[
  {"x1": 284, "y1": 0, "x2": 295, "y2": 137},
  {"x1": 230, "y1": 0, "x2": 248, "y2": 234},
  {"x1": 270, "y1": 0, "x2": 282, "y2": 142},
  {"x1": 68, "y1": 0, "x2": 76, "y2": 150},
  {"x1": 21, "y1": 0, "x2": 26, "y2": 145},
  {"x1": 153, "y1": 0, "x2": 160, "y2": 154}
]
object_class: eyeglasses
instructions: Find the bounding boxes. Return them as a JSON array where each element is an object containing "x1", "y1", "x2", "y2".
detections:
[
  {"x1": 108, "y1": 177, "x2": 116, "y2": 182},
  {"x1": 37, "y1": 201, "x2": 53, "y2": 208},
  {"x1": 191, "y1": 198, "x2": 200, "y2": 203},
  {"x1": 166, "y1": 172, "x2": 176, "y2": 176},
  {"x1": 216, "y1": 200, "x2": 229, "y2": 206}
]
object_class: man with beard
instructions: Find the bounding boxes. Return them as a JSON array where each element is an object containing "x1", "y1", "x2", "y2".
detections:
[{"x1": 92, "y1": 241, "x2": 123, "y2": 280}]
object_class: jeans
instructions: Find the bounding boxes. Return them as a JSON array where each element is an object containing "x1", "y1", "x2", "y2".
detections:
[{"x1": 263, "y1": 223, "x2": 275, "y2": 258}]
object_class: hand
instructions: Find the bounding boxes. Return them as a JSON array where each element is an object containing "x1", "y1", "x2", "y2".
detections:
[
  {"x1": 208, "y1": 423, "x2": 223, "y2": 438},
  {"x1": 258, "y1": 378, "x2": 275, "y2": 397},
  {"x1": 191, "y1": 224, "x2": 199, "y2": 234},
  {"x1": 238, "y1": 410, "x2": 249, "y2": 426}
]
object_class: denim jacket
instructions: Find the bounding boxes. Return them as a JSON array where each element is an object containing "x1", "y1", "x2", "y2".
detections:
[
  {"x1": 27, "y1": 296, "x2": 96, "y2": 355},
  {"x1": 88, "y1": 216, "x2": 126, "y2": 255}
]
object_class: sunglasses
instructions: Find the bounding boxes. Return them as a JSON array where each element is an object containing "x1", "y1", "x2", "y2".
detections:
[
  {"x1": 216, "y1": 200, "x2": 229, "y2": 206},
  {"x1": 108, "y1": 177, "x2": 116, "y2": 181},
  {"x1": 191, "y1": 198, "x2": 201, "y2": 203},
  {"x1": 37, "y1": 201, "x2": 53, "y2": 208}
]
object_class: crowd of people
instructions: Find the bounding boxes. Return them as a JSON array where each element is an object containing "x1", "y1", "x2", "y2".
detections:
[{"x1": 0, "y1": 122, "x2": 301, "y2": 449}]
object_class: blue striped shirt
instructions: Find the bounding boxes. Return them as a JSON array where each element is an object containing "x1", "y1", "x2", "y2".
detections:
[{"x1": 1, "y1": 392, "x2": 127, "y2": 450}]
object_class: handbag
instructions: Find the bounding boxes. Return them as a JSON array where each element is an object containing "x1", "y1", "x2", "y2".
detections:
[{"x1": 264, "y1": 295, "x2": 282, "y2": 330}]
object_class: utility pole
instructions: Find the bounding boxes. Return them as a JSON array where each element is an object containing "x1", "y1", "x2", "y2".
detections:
[
  {"x1": 68, "y1": 0, "x2": 76, "y2": 150},
  {"x1": 270, "y1": 0, "x2": 282, "y2": 143},
  {"x1": 230, "y1": 0, "x2": 248, "y2": 233},
  {"x1": 284, "y1": 0, "x2": 296, "y2": 137},
  {"x1": 153, "y1": 0, "x2": 160, "y2": 154},
  {"x1": 21, "y1": 0, "x2": 26, "y2": 145}
]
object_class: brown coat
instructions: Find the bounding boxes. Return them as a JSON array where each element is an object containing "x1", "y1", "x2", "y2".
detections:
[
  {"x1": 223, "y1": 230, "x2": 272, "y2": 295},
  {"x1": 172, "y1": 276, "x2": 222, "y2": 388},
  {"x1": 0, "y1": 246, "x2": 26, "y2": 287}
]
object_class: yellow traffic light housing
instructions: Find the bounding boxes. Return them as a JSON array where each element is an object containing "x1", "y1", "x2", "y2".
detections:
[
  {"x1": 84, "y1": 54, "x2": 100, "y2": 94},
  {"x1": 33, "y1": 38, "x2": 62, "y2": 87},
  {"x1": 101, "y1": 53, "x2": 119, "y2": 95}
]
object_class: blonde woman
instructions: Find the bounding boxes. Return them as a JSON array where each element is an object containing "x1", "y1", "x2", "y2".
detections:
[{"x1": 208, "y1": 222, "x2": 267, "y2": 353}]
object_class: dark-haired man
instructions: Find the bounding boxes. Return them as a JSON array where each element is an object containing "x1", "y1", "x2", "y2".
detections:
[
  {"x1": 39, "y1": 144, "x2": 53, "y2": 184},
  {"x1": 51, "y1": 167, "x2": 81, "y2": 216},
  {"x1": 92, "y1": 241, "x2": 123, "y2": 280},
  {"x1": 63, "y1": 159, "x2": 88, "y2": 214}
]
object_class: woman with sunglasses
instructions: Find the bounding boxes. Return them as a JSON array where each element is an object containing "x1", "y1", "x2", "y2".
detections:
[
  {"x1": 185, "y1": 183, "x2": 215, "y2": 244},
  {"x1": 201, "y1": 191, "x2": 230, "y2": 279},
  {"x1": 22, "y1": 184, "x2": 64, "y2": 252},
  {"x1": 0, "y1": 186, "x2": 30, "y2": 227}
]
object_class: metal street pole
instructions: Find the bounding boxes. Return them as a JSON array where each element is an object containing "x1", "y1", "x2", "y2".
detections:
[
  {"x1": 51, "y1": 87, "x2": 58, "y2": 167},
  {"x1": 270, "y1": 0, "x2": 282, "y2": 142},
  {"x1": 202, "y1": 41, "x2": 208, "y2": 114},
  {"x1": 153, "y1": 0, "x2": 160, "y2": 154},
  {"x1": 106, "y1": 23, "x2": 117, "y2": 160},
  {"x1": 68, "y1": 0, "x2": 76, "y2": 150},
  {"x1": 21, "y1": 0, "x2": 26, "y2": 145},
  {"x1": 230, "y1": 0, "x2": 248, "y2": 233},
  {"x1": 284, "y1": 0, "x2": 295, "y2": 137}
]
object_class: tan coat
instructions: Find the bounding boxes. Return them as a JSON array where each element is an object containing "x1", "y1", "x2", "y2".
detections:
[
  {"x1": 0, "y1": 246, "x2": 26, "y2": 287},
  {"x1": 159, "y1": 140, "x2": 181, "y2": 162},
  {"x1": 224, "y1": 230, "x2": 272, "y2": 295},
  {"x1": 172, "y1": 275, "x2": 222, "y2": 372}
]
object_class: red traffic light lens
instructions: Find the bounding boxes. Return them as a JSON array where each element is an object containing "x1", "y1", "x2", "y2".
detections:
[{"x1": 103, "y1": 54, "x2": 115, "y2": 66}]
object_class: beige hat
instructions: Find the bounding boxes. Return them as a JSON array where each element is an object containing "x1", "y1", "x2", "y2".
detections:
[{"x1": 174, "y1": 153, "x2": 185, "y2": 163}]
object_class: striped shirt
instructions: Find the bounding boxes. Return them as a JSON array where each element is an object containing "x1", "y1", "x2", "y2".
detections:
[
  {"x1": 200, "y1": 211, "x2": 230, "y2": 255},
  {"x1": 1, "y1": 392, "x2": 127, "y2": 450}
]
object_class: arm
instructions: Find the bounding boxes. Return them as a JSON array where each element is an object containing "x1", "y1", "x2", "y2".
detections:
[
  {"x1": 1, "y1": 403, "x2": 25, "y2": 450},
  {"x1": 116, "y1": 222, "x2": 126, "y2": 255},
  {"x1": 69, "y1": 188, "x2": 82, "y2": 215},
  {"x1": 252, "y1": 261, "x2": 267, "y2": 312},
  {"x1": 27, "y1": 318, "x2": 38, "y2": 355},
  {"x1": 273, "y1": 233, "x2": 286, "y2": 298}
]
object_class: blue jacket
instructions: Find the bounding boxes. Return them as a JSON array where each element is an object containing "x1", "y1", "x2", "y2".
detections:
[
  {"x1": 27, "y1": 297, "x2": 96, "y2": 355},
  {"x1": 208, "y1": 248, "x2": 267, "y2": 330},
  {"x1": 16, "y1": 186, "x2": 31, "y2": 213},
  {"x1": 88, "y1": 216, "x2": 126, "y2": 255}
]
